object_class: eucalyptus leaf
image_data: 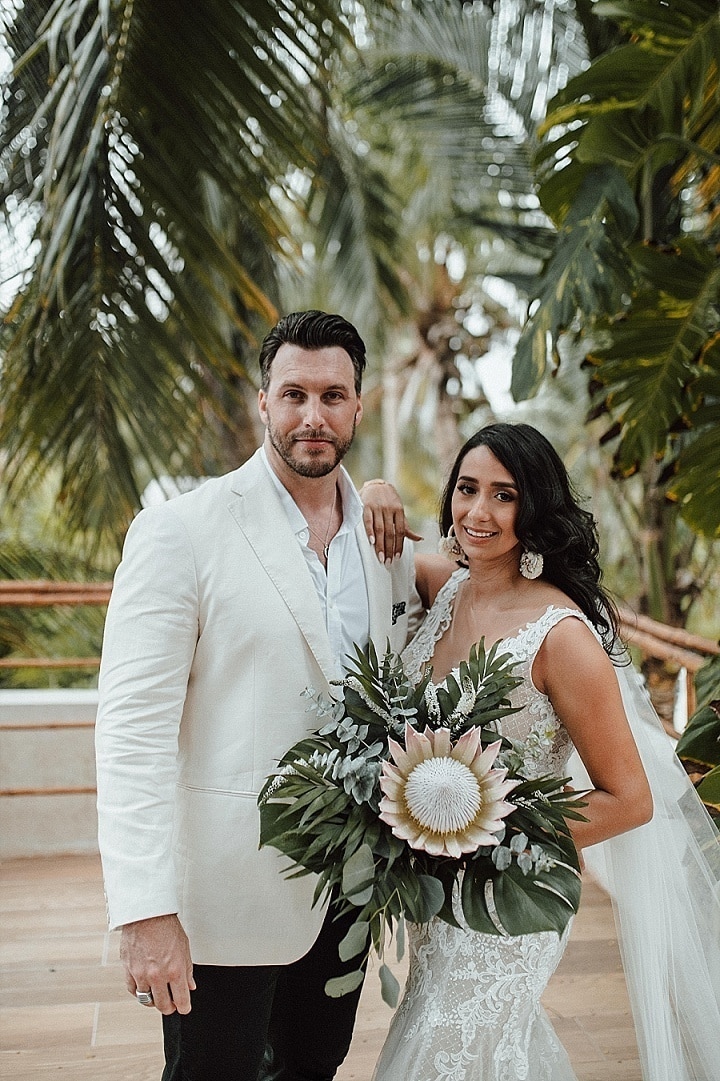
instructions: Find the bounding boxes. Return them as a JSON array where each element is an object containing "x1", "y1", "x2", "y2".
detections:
[
  {"x1": 325, "y1": 969, "x2": 365, "y2": 999},
  {"x1": 379, "y1": 963, "x2": 401, "y2": 1008},
  {"x1": 395, "y1": 916, "x2": 406, "y2": 962},
  {"x1": 338, "y1": 920, "x2": 370, "y2": 962},
  {"x1": 342, "y1": 844, "x2": 376, "y2": 903}
]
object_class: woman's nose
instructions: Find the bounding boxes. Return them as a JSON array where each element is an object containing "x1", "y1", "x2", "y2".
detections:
[{"x1": 466, "y1": 494, "x2": 490, "y2": 520}]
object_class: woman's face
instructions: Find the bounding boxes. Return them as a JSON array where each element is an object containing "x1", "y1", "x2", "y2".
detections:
[{"x1": 451, "y1": 445, "x2": 521, "y2": 563}]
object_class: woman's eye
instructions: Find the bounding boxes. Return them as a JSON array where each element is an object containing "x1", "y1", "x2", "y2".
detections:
[{"x1": 496, "y1": 491, "x2": 514, "y2": 502}]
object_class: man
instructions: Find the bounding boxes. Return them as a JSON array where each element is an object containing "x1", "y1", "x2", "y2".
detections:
[{"x1": 95, "y1": 310, "x2": 421, "y2": 1080}]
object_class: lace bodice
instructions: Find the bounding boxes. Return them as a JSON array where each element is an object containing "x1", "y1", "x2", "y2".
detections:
[{"x1": 401, "y1": 568, "x2": 595, "y2": 780}]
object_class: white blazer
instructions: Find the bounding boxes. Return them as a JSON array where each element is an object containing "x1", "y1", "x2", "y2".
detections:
[{"x1": 95, "y1": 450, "x2": 421, "y2": 965}]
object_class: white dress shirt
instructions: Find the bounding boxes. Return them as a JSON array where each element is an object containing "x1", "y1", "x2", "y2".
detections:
[{"x1": 260, "y1": 448, "x2": 370, "y2": 677}]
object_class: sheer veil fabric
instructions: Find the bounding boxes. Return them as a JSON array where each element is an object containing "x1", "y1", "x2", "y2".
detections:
[{"x1": 570, "y1": 657, "x2": 720, "y2": 1081}]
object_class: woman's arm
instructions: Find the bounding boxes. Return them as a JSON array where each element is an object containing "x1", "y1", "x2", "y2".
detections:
[
  {"x1": 359, "y1": 479, "x2": 422, "y2": 563},
  {"x1": 533, "y1": 618, "x2": 653, "y2": 850}
]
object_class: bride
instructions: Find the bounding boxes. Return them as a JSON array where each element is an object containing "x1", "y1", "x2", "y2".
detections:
[{"x1": 366, "y1": 422, "x2": 720, "y2": 1081}]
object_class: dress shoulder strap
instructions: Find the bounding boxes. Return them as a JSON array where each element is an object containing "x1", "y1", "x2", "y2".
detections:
[{"x1": 503, "y1": 605, "x2": 602, "y2": 669}]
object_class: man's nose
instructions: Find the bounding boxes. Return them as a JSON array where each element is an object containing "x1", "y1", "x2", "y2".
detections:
[{"x1": 302, "y1": 398, "x2": 325, "y2": 428}]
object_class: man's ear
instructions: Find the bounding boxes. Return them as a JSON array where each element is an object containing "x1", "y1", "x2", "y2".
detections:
[
  {"x1": 355, "y1": 395, "x2": 363, "y2": 426},
  {"x1": 258, "y1": 388, "x2": 268, "y2": 427}
]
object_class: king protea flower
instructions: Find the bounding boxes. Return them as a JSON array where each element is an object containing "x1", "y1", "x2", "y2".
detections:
[{"x1": 378, "y1": 725, "x2": 516, "y2": 858}]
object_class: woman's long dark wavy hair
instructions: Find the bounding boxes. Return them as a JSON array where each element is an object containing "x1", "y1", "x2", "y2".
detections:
[{"x1": 439, "y1": 422, "x2": 620, "y2": 654}]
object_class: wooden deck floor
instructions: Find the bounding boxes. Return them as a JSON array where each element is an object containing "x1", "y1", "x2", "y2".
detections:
[{"x1": 0, "y1": 855, "x2": 641, "y2": 1080}]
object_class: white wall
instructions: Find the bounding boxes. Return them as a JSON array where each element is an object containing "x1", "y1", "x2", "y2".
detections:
[{"x1": 0, "y1": 689, "x2": 99, "y2": 858}]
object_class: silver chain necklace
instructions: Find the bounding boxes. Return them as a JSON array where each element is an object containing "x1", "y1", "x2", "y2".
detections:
[{"x1": 307, "y1": 488, "x2": 338, "y2": 561}]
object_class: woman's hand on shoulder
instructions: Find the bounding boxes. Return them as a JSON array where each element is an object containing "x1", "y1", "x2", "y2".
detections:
[{"x1": 360, "y1": 479, "x2": 422, "y2": 564}]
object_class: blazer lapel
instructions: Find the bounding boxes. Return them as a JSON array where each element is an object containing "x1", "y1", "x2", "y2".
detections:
[
  {"x1": 357, "y1": 523, "x2": 392, "y2": 655},
  {"x1": 227, "y1": 454, "x2": 337, "y2": 685}
]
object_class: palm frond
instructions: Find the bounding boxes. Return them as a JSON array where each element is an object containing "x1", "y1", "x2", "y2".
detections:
[{"x1": 0, "y1": 0, "x2": 364, "y2": 550}]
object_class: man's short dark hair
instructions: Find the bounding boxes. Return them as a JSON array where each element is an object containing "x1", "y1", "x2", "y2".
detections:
[{"x1": 258, "y1": 310, "x2": 367, "y2": 394}]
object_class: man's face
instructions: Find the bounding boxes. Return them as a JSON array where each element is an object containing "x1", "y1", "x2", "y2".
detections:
[{"x1": 258, "y1": 344, "x2": 363, "y2": 478}]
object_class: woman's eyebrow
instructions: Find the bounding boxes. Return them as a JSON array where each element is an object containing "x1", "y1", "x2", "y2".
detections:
[{"x1": 457, "y1": 474, "x2": 519, "y2": 489}]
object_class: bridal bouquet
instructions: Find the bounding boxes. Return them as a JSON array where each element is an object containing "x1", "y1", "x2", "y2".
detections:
[{"x1": 258, "y1": 642, "x2": 585, "y2": 1005}]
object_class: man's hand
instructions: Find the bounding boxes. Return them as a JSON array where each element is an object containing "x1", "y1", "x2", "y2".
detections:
[
  {"x1": 360, "y1": 479, "x2": 422, "y2": 563},
  {"x1": 120, "y1": 913, "x2": 195, "y2": 1015}
]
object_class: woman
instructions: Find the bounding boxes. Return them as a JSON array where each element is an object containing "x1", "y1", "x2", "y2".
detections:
[{"x1": 366, "y1": 422, "x2": 720, "y2": 1081}]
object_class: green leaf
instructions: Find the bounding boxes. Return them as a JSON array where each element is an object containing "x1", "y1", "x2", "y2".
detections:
[
  {"x1": 338, "y1": 920, "x2": 370, "y2": 962},
  {"x1": 512, "y1": 164, "x2": 637, "y2": 400},
  {"x1": 460, "y1": 864, "x2": 502, "y2": 935},
  {"x1": 696, "y1": 765, "x2": 720, "y2": 816},
  {"x1": 379, "y1": 963, "x2": 401, "y2": 1008},
  {"x1": 342, "y1": 844, "x2": 376, "y2": 904},
  {"x1": 415, "y1": 874, "x2": 446, "y2": 923},
  {"x1": 493, "y1": 863, "x2": 580, "y2": 936},
  {"x1": 325, "y1": 969, "x2": 365, "y2": 999},
  {"x1": 395, "y1": 917, "x2": 406, "y2": 962},
  {"x1": 676, "y1": 705, "x2": 720, "y2": 771}
]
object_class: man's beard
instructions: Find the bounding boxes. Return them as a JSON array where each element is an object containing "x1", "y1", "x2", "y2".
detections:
[{"x1": 266, "y1": 417, "x2": 356, "y2": 478}]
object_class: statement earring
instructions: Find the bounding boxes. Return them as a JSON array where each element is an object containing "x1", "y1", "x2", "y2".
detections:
[
  {"x1": 519, "y1": 550, "x2": 543, "y2": 579},
  {"x1": 438, "y1": 526, "x2": 467, "y2": 563}
]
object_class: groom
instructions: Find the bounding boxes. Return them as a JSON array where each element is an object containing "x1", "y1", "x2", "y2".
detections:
[{"x1": 95, "y1": 310, "x2": 421, "y2": 1080}]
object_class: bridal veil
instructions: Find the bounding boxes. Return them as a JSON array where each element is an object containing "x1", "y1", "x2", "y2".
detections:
[{"x1": 571, "y1": 659, "x2": 720, "y2": 1081}]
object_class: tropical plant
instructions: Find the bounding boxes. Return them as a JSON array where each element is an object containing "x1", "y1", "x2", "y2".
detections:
[
  {"x1": 676, "y1": 654, "x2": 720, "y2": 822},
  {"x1": 282, "y1": 0, "x2": 591, "y2": 485},
  {"x1": 513, "y1": 0, "x2": 720, "y2": 543},
  {"x1": 0, "y1": 532, "x2": 108, "y2": 688},
  {"x1": 0, "y1": 0, "x2": 408, "y2": 552}
]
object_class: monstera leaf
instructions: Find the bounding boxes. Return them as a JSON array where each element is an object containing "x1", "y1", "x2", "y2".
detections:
[
  {"x1": 511, "y1": 164, "x2": 637, "y2": 400},
  {"x1": 677, "y1": 654, "x2": 720, "y2": 821}
]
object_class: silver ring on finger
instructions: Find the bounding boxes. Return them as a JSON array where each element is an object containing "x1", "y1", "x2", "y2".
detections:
[{"x1": 135, "y1": 989, "x2": 154, "y2": 1006}]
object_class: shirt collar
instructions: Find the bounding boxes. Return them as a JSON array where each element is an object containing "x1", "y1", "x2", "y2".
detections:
[{"x1": 259, "y1": 446, "x2": 363, "y2": 540}]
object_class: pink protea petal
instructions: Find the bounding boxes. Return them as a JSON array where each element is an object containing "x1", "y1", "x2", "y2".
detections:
[
  {"x1": 416, "y1": 831, "x2": 448, "y2": 857},
  {"x1": 379, "y1": 760, "x2": 405, "y2": 793},
  {"x1": 403, "y1": 723, "x2": 433, "y2": 766},
  {"x1": 450, "y1": 726, "x2": 482, "y2": 765},
  {"x1": 379, "y1": 777, "x2": 404, "y2": 803},
  {"x1": 472, "y1": 739, "x2": 503, "y2": 775},
  {"x1": 386, "y1": 736, "x2": 414, "y2": 775},
  {"x1": 462, "y1": 824, "x2": 502, "y2": 847},
  {"x1": 443, "y1": 834, "x2": 465, "y2": 859},
  {"x1": 478, "y1": 777, "x2": 517, "y2": 804},
  {"x1": 384, "y1": 816, "x2": 420, "y2": 841},
  {"x1": 430, "y1": 727, "x2": 452, "y2": 757}
]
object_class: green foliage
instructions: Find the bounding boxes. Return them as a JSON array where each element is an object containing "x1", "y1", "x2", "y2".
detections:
[
  {"x1": 512, "y1": 164, "x2": 638, "y2": 399},
  {"x1": 259, "y1": 642, "x2": 584, "y2": 1004},
  {"x1": 0, "y1": 0, "x2": 404, "y2": 550},
  {"x1": 516, "y1": 0, "x2": 720, "y2": 537},
  {"x1": 676, "y1": 654, "x2": 720, "y2": 820},
  {"x1": 0, "y1": 535, "x2": 108, "y2": 688}
]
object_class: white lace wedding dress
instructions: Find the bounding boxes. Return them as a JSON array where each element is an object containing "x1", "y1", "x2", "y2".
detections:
[{"x1": 373, "y1": 568, "x2": 586, "y2": 1081}]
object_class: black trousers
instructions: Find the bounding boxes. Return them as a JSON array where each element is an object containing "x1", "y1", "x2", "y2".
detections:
[{"x1": 161, "y1": 902, "x2": 365, "y2": 1081}]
